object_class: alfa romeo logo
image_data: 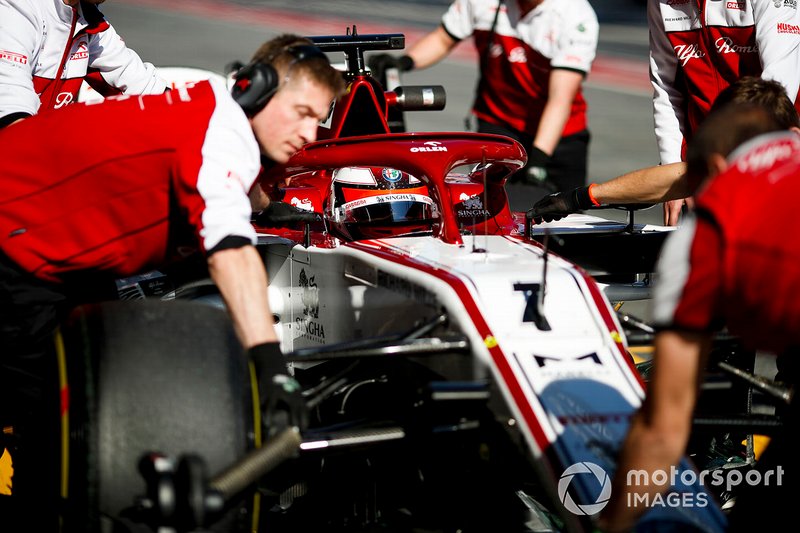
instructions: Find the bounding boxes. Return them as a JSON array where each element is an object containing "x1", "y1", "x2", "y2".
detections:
[
  {"x1": 381, "y1": 168, "x2": 402, "y2": 182},
  {"x1": 558, "y1": 462, "x2": 612, "y2": 515}
]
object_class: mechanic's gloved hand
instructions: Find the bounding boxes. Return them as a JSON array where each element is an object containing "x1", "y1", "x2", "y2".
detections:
[
  {"x1": 525, "y1": 146, "x2": 552, "y2": 186},
  {"x1": 249, "y1": 342, "x2": 308, "y2": 435},
  {"x1": 253, "y1": 201, "x2": 319, "y2": 227},
  {"x1": 367, "y1": 53, "x2": 414, "y2": 83},
  {"x1": 529, "y1": 184, "x2": 599, "y2": 223}
]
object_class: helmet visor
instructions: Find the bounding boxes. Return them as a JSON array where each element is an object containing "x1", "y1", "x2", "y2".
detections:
[{"x1": 338, "y1": 193, "x2": 437, "y2": 234}]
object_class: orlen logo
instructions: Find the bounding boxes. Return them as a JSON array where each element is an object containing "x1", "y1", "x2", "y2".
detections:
[
  {"x1": 0, "y1": 49, "x2": 28, "y2": 65},
  {"x1": 715, "y1": 37, "x2": 759, "y2": 54},
  {"x1": 777, "y1": 22, "x2": 800, "y2": 34},
  {"x1": 726, "y1": 1, "x2": 746, "y2": 10},
  {"x1": 410, "y1": 141, "x2": 448, "y2": 153},
  {"x1": 70, "y1": 42, "x2": 89, "y2": 61},
  {"x1": 54, "y1": 92, "x2": 74, "y2": 109},
  {"x1": 673, "y1": 43, "x2": 705, "y2": 66}
]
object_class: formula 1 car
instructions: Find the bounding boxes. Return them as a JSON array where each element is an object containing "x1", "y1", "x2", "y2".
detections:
[{"x1": 53, "y1": 29, "x2": 767, "y2": 533}]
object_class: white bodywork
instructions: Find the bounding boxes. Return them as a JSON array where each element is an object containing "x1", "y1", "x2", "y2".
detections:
[{"x1": 260, "y1": 226, "x2": 723, "y2": 531}]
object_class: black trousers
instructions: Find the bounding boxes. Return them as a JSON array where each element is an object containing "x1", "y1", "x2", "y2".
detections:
[
  {"x1": 477, "y1": 119, "x2": 590, "y2": 193},
  {"x1": 0, "y1": 253, "x2": 71, "y2": 532}
]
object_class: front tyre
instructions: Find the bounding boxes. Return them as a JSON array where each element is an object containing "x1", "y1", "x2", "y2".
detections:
[{"x1": 59, "y1": 300, "x2": 257, "y2": 532}]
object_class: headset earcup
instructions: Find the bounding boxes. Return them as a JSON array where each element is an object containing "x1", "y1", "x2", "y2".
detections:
[{"x1": 231, "y1": 62, "x2": 279, "y2": 116}]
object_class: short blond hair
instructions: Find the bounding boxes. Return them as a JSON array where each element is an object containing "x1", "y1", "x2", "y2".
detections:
[{"x1": 251, "y1": 34, "x2": 345, "y2": 97}]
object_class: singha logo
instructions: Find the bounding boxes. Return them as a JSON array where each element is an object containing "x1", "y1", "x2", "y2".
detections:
[
  {"x1": 298, "y1": 268, "x2": 319, "y2": 319},
  {"x1": 460, "y1": 193, "x2": 484, "y2": 210}
]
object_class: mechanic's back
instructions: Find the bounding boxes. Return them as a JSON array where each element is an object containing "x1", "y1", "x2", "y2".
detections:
[{"x1": 0, "y1": 79, "x2": 259, "y2": 283}]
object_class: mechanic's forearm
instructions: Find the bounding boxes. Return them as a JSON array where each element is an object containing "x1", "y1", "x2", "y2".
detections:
[
  {"x1": 208, "y1": 245, "x2": 277, "y2": 349},
  {"x1": 592, "y1": 162, "x2": 688, "y2": 204},
  {"x1": 406, "y1": 26, "x2": 458, "y2": 70},
  {"x1": 533, "y1": 69, "x2": 583, "y2": 154},
  {"x1": 598, "y1": 330, "x2": 707, "y2": 531}
]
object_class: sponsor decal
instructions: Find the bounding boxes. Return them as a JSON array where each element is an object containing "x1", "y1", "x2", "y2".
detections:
[
  {"x1": 0, "y1": 49, "x2": 28, "y2": 65},
  {"x1": 778, "y1": 22, "x2": 800, "y2": 35},
  {"x1": 508, "y1": 46, "x2": 527, "y2": 64},
  {"x1": 715, "y1": 36, "x2": 758, "y2": 54},
  {"x1": 459, "y1": 193, "x2": 483, "y2": 210},
  {"x1": 667, "y1": 0, "x2": 691, "y2": 5},
  {"x1": 457, "y1": 193, "x2": 491, "y2": 217},
  {"x1": 726, "y1": 1, "x2": 746, "y2": 10},
  {"x1": 777, "y1": 21, "x2": 800, "y2": 33},
  {"x1": 673, "y1": 43, "x2": 705, "y2": 66},
  {"x1": 534, "y1": 352, "x2": 602, "y2": 368},
  {"x1": 377, "y1": 270, "x2": 438, "y2": 306},
  {"x1": 54, "y1": 92, "x2": 74, "y2": 109},
  {"x1": 735, "y1": 138, "x2": 797, "y2": 174},
  {"x1": 381, "y1": 168, "x2": 403, "y2": 183},
  {"x1": 290, "y1": 197, "x2": 314, "y2": 211},
  {"x1": 775, "y1": 0, "x2": 783, "y2": 7},
  {"x1": 70, "y1": 42, "x2": 89, "y2": 61},
  {"x1": 577, "y1": 23, "x2": 586, "y2": 33},
  {"x1": 410, "y1": 141, "x2": 448, "y2": 153},
  {"x1": 785, "y1": 0, "x2": 798, "y2": 9},
  {"x1": 295, "y1": 268, "x2": 324, "y2": 342},
  {"x1": 298, "y1": 269, "x2": 319, "y2": 319}
]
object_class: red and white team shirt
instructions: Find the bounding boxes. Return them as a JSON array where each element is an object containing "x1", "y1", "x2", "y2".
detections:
[
  {"x1": 442, "y1": 0, "x2": 598, "y2": 137},
  {"x1": 652, "y1": 132, "x2": 800, "y2": 352},
  {"x1": 0, "y1": 0, "x2": 166, "y2": 122},
  {"x1": 649, "y1": 0, "x2": 800, "y2": 164},
  {"x1": 0, "y1": 79, "x2": 260, "y2": 283}
]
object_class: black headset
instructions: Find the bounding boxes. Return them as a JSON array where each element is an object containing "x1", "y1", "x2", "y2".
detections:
[{"x1": 231, "y1": 45, "x2": 329, "y2": 116}]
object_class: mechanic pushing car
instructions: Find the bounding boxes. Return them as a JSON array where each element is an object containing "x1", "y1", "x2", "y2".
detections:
[
  {"x1": 0, "y1": 33, "x2": 344, "y2": 531},
  {"x1": 530, "y1": 77, "x2": 800, "y2": 223},
  {"x1": 368, "y1": 0, "x2": 598, "y2": 194},
  {"x1": 0, "y1": 0, "x2": 167, "y2": 129},
  {"x1": 597, "y1": 103, "x2": 798, "y2": 532}
]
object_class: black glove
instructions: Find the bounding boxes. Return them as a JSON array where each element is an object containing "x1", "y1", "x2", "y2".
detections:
[
  {"x1": 253, "y1": 201, "x2": 319, "y2": 227},
  {"x1": 509, "y1": 146, "x2": 551, "y2": 187},
  {"x1": 524, "y1": 146, "x2": 551, "y2": 185},
  {"x1": 249, "y1": 342, "x2": 308, "y2": 435},
  {"x1": 529, "y1": 185, "x2": 596, "y2": 223},
  {"x1": 367, "y1": 53, "x2": 414, "y2": 84}
]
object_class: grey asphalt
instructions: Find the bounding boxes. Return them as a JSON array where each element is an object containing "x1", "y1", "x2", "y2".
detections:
[{"x1": 103, "y1": 0, "x2": 661, "y2": 224}]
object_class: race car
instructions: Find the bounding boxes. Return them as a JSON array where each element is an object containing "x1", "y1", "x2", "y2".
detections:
[{"x1": 47, "y1": 29, "x2": 768, "y2": 533}]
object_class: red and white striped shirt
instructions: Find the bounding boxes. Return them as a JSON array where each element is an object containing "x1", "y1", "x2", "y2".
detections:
[{"x1": 0, "y1": 79, "x2": 260, "y2": 283}]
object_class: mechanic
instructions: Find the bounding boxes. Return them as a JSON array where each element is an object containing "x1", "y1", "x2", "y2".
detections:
[
  {"x1": 0, "y1": 33, "x2": 344, "y2": 531},
  {"x1": 0, "y1": 0, "x2": 166, "y2": 129},
  {"x1": 649, "y1": 0, "x2": 800, "y2": 225},
  {"x1": 596, "y1": 103, "x2": 797, "y2": 532},
  {"x1": 529, "y1": 77, "x2": 800, "y2": 222},
  {"x1": 368, "y1": 0, "x2": 598, "y2": 194}
]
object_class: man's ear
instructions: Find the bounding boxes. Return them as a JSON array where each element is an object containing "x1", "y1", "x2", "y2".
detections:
[
  {"x1": 708, "y1": 153, "x2": 728, "y2": 178},
  {"x1": 790, "y1": 126, "x2": 800, "y2": 137}
]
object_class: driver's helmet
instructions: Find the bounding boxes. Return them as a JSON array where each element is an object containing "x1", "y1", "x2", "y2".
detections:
[{"x1": 327, "y1": 166, "x2": 438, "y2": 240}]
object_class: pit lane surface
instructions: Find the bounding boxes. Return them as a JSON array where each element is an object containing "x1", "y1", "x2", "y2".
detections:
[{"x1": 103, "y1": 0, "x2": 662, "y2": 224}]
